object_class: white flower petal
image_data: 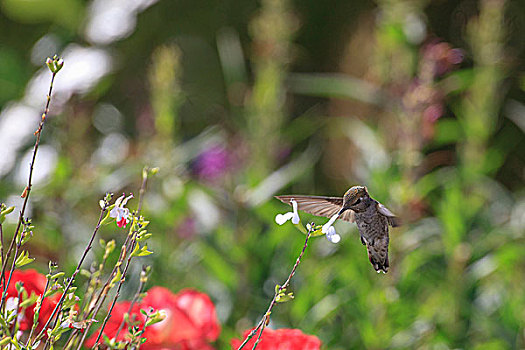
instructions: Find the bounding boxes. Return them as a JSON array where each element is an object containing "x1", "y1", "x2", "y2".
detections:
[
  {"x1": 120, "y1": 207, "x2": 130, "y2": 219},
  {"x1": 121, "y1": 193, "x2": 134, "y2": 206},
  {"x1": 275, "y1": 212, "x2": 294, "y2": 225},
  {"x1": 291, "y1": 199, "x2": 298, "y2": 214},
  {"x1": 326, "y1": 226, "x2": 341, "y2": 244},
  {"x1": 114, "y1": 194, "x2": 125, "y2": 207},
  {"x1": 5, "y1": 297, "x2": 18, "y2": 314},
  {"x1": 109, "y1": 207, "x2": 118, "y2": 218},
  {"x1": 290, "y1": 199, "x2": 300, "y2": 224},
  {"x1": 322, "y1": 214, "x2": 339, "y2": 233},
  {"x1": 291, "y1": 213, "x2": 300, "y2": 224},
  {"x1": 327, "y1": 233, "x2": 341, "y2": 244}
]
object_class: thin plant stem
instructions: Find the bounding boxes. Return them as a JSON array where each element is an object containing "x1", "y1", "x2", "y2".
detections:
[
  {"x1": 91, "y1": 230, "x2": 138, "y2": 348},
  {"x1": 6, "y1": 288, "x2": 23, "y2": 350},
  {"x1": 73, "y1": 239, "x2": 131, "y2": 349},
  {"x1": 129, "y1": 312, "x2": 150, "y2": 350},
  {"x1": 0, "y1": 223, "x2": 4, "y2": 271},
  {"x1": 77, "y1": 170, "x2": 151, "y2": 349},
  {"x1": 32, "y1": 202, "x2": 109, "y2": 346},
  {"x1": 62, "y1": 246, "x2": 114, "y2": 349},
  {"x1": 24, "y1": 278, "x2": 50, "y2": 347},
  {"x1": 137, "y1": 167, "x2": 149, "y2": 214},
  {"x1": 1, "y1": 223, "x2": 28, "y2": 311},
  {"x1": 0, "y1": 70, "x2": 57, "y2": 308},
  {"x1": 236, "y1": 224, "x2": 314, "y2": 350},
  {"x1": 113, "y1": 270, "x2": 146, "y2": 340}
]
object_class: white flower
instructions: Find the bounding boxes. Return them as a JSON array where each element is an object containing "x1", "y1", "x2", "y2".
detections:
[
  {"x1": 326, "y1": 226, "x2": 341, "y2": 244},
  {"x1": 275, "y1": 199, "x2": 300, "y2": 225},
  {"x1": 5, "y1": 297, "x2": 18, "y2": 315},
  {"x1": 322, "y1": 213, "x2": 341, "y2": 243},
  {"x1": 322, "y1": 213, "x2": 339, "y2": 233},
  {"x1": 109, "y1": 193, "x2": 133, "y2": 228},
  {"x1": 4, "y1": 297, "x2": 25, "y2": 326}
]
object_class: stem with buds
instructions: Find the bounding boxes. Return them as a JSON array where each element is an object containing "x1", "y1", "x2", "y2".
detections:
[{"x1": 236, "y1": 223, "x2": 314, "y2": 350}]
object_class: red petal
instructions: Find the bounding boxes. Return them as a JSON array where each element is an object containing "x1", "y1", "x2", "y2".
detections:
[{"x1": 117, "y1": 217, "x2": 127, "y2": 228}]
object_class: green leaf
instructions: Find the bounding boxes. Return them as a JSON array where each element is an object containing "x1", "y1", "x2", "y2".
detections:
[
  {"x1": 276, "y1": 292, "x2": 294, "y2": 303},
  {"x1": 0, "y1": 337, "x2": 11, "y2": 347},
  {"x1": 49, "y1": 272, "x2": 65, "y2": 280},
  {"x1": 288, "y1": 73, "x2": 383, "y2": 105},
  {"x1": 131, "y1": 244, "x2": 153, "y2": 257},
  {"x1": 19, "y1": 292, "x2": 38, "y2": 308},
  {"x1": 0, "y1": 206, "x2": 15, "y2": 224},
  {"x1": 100, "y1": 208, "x2": 114, "y2": 225},
  {"x1": 15, "y1": 251, "x2": 34, "y2": 268},
  {"x1": 110, "y1": 268, "x2": 122, "y2": 287},
  {"x1": 435, "y1": 119, "x2": 463, "y2": 145}
]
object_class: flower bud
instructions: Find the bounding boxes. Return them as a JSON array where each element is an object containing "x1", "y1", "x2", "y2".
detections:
[
  {"x1": 46, "y1": 57, "x2": 55, "y2": 72},
  {"x1": 55, "y1": 58, "x2": 64, "y2": 72}
]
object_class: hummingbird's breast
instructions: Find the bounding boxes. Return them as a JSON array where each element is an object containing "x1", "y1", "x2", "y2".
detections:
[{"x1": 354, "y1": 202, "x2": 389, "y2": 243}]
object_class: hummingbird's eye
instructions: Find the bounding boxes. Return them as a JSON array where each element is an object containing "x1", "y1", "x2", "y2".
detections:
[{"x1": 353, "y1": 197, "x2": 362, "y2": 205}]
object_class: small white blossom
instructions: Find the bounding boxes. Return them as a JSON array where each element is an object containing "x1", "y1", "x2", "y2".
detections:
[
  {"x1": 275, "y1": 199, "x2": 300, "y2": 225},
  {"x1": 322, "y1": 213, "x2": 339, "y2": 233},
  {"x1": 326, "y1": 226, "x2": 341, "y2": 244},
  {"x1": 4, "y1": 297, "x2": 25, "y2": 325},
  {"x1": 109, "y1": 193, "x2": 133, "y2": 228}
]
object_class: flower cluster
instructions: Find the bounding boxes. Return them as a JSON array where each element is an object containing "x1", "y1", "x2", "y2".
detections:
[
  {"x1": 0, "y1": 269, "x2": 60, "y2": 333},
  {"x1": 231, "y1": 328, "x2": 322, "y2": 350},
  {"x1": 403, "y1": 39, "x2": 464, "y2": 140},
  {"x1": 276, "y1": 199, "x2": 341, "y2": 244},
  {"x1": 87, "y1": 287, "x2": 220, "y2": 349}
]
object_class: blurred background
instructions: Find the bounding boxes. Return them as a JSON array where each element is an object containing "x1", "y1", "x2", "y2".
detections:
[{"x1": 1, "y1": 0, "x2": 524, "y2": 348}]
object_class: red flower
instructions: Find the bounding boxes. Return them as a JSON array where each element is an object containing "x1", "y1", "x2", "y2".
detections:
[
  {"x1": 0, "y1": 269, "x2": 60, "y2": 332},
  {"x1": 87, "y1": 287, "x2": 220, "y2": 349},
  {"x1": 231, "y1": 328, "x2": 322, "y2": 350}
]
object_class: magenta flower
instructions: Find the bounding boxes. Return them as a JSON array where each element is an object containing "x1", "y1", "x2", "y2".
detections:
[{"x1": 193, "y1": 145, "x2": 231, "y2": 181}]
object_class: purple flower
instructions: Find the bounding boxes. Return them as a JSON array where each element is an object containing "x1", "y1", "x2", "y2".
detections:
[
  {"x1": 177, "y1": 216, "x2": 197, "y2": 239},
  {"x1": 422, "y1": 40, "x2": 464, "y2": 77},
  {"x1": 193, "y1": 145, "x2": 231, "y2": 181}
]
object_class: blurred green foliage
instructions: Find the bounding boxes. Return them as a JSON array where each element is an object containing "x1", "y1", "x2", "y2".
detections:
[{"x1": 0, "y1": 0, "x2": 524, "y2": 348}]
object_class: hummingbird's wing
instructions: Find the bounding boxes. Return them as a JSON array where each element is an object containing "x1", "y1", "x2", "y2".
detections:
[
  {"x1": 274, "y1": 195, "x2": 355, "y2": 222},
  {"x1": 376, "y1": 202, "x2": 401, "y2": 227}
]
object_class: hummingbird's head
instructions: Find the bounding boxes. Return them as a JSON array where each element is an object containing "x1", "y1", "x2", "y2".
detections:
[{"x1": 340, "y1": 186, "x2": 370, "y2": 213}]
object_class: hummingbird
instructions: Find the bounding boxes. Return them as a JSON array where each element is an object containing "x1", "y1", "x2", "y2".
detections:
[{"x1": 275, "y1": 186, "x2": 400, "y2": 273}]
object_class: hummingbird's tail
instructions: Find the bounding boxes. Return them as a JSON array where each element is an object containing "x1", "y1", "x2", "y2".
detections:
[{"x1": 366, "y1": 237, "x2": 389, "y2": 273}]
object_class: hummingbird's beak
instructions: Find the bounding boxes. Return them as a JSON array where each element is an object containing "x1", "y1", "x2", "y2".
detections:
[{"x1": 337, "y1": 208, "x2": 346, "y2": 216}]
